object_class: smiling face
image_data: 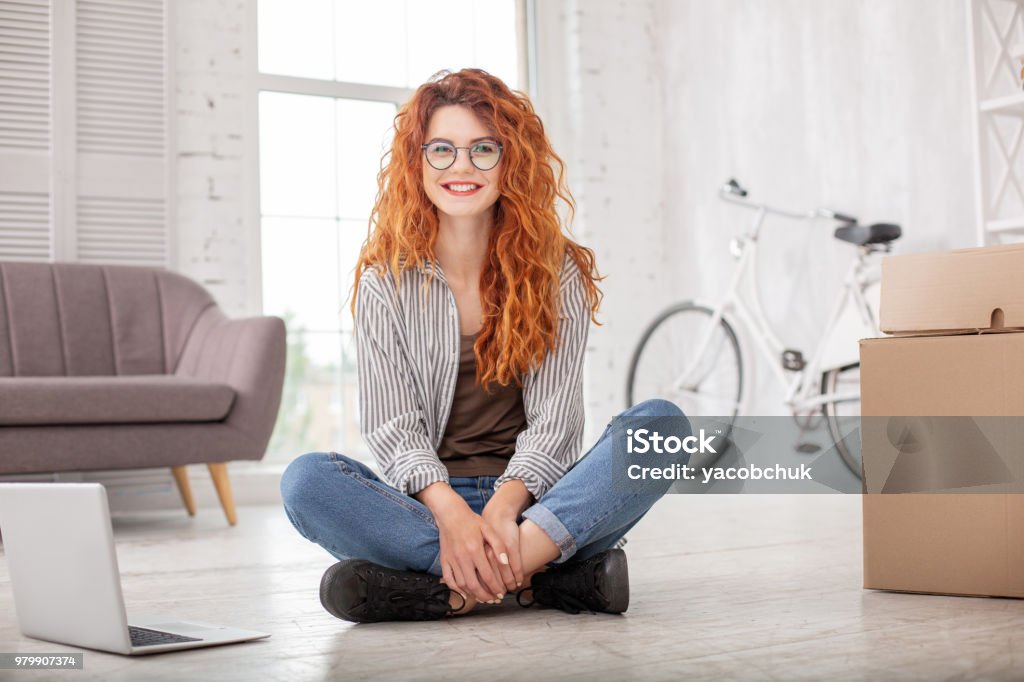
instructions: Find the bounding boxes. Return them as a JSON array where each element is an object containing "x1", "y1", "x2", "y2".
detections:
[{"x1": 421, "y1": 105, "x2": 502, "y2": 221}]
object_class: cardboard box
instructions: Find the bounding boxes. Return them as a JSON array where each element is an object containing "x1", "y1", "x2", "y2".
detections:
[
  {"x1": 860, "y1": 243, "x2": 1024, "y2": 599},
  {"x1": 879, "y1": 242, "x2": 1024, "y2": 334}
]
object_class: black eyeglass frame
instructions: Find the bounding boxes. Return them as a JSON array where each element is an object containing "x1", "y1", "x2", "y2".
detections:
[{"x1": 420, "y1": 140, "x2": 504, "y2": 171}]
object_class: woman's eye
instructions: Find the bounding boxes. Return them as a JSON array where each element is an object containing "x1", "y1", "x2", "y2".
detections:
[
  {"x1": 473, "y1": 143, "x2": 498, "y2": 154},
  {"x1": 430, "y1": 144, "x2": 454, "y2": 154}
]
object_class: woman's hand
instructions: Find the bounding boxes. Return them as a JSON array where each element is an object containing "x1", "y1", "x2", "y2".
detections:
[
  {"x1": 437, "y1": 504, "x2": 511, "y2": 604},
  {"x1": 480, "y1": 506, "x2": 521, "y2": 593},
  {"x1": 416, "y1": 482, "x2": 509, "y2": 604},
  {"x1": 481, "y1": 479, "x2": 534, "y2": 592}
]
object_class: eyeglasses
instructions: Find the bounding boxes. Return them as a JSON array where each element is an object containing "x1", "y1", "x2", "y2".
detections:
[{"x1": 421, "y1": 139, "x2": 503, "y2": 171}]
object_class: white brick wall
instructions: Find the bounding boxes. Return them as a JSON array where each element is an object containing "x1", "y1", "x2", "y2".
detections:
[
  {"x1": 174, "y1": 0, "x2": 254, "y2": 318},
  {"x1": 533, "y1": 0, "x2": 670, "y2": 443}
]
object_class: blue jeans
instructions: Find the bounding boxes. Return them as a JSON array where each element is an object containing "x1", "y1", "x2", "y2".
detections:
[{"x1": 280, "y1": 399, "x2": 689, "y2": 575}]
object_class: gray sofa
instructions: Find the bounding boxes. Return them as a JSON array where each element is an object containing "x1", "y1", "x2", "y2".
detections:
[{"x1": 0, "y1": 262, "x2": 287, "y2": 524}]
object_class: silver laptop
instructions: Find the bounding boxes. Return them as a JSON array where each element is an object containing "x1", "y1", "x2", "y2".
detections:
[{"x1": 0, "y1": 483, "x2": 270, "y2": 655}]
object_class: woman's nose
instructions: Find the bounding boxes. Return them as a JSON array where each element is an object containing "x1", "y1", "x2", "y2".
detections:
[{"x1": 451, "y1": 149, "x2": 475, "y2": 172}]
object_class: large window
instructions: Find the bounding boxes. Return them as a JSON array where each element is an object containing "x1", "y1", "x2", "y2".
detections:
[{"x1": 256, "y1": 1, "x2": 526, "y2": 464}]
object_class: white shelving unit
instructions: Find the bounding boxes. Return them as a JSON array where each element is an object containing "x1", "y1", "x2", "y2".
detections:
[{"x1": 967, "y1": 0, "x2": 1024, "y2": 244}]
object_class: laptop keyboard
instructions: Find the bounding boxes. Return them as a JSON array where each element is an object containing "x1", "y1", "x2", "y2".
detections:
[{"x1": 129, "y1": 625, "x2": 203, "y2": 647}]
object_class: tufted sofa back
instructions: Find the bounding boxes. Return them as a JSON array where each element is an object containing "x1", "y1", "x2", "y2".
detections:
[{"x1": 0, "y1": 262, "x2": 216, "y2": 377}]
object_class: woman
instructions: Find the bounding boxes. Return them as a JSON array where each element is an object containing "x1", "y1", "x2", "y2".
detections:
[{"x1": 280, "y1": 69, "x2": 688, "y2": 623}]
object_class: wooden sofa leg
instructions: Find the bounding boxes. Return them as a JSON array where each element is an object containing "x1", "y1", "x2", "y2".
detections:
[
  {"x1": 207, "y1": 462, "x2": 238, "y2": 526},
  {"x1": 171, "y1": 466, "x2": 196, "y2": 517}
]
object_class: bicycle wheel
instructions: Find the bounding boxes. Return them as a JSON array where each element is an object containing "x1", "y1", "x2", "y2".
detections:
[
  {"x1": 626, "y1": 302, "x2": 744, "y2": 420},
  {"x1": 821, "y1": 362, "x2": 861, "y2": 478}
]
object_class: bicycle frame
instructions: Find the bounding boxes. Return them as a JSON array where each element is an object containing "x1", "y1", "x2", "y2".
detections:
[{"x1": 670, "y1": 194, "x2": 883, "y2": 415}]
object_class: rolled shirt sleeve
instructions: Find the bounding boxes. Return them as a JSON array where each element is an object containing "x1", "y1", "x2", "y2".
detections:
[
  {"x1": 354, "y1": 272, "x2": 450, "y2": 495},
  {"x1": 494, "y1": 257, "x2": 590, "y2": 500}
]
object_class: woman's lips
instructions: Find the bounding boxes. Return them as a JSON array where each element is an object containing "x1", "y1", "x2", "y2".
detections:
[{"x1": 441, "y1": 183, "x2": 482, "y2": 197}]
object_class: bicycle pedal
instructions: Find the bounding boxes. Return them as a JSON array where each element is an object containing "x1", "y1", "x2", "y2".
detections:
[{"x1": 781, "y1": 349, "x2": 806, "y2": 371}]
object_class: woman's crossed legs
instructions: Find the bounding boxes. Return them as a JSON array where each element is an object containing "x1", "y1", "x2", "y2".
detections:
[{"x1": 280, "y1": 398, "x2": 689, "y2": 615}]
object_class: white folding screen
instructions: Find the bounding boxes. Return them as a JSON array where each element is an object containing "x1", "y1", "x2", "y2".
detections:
[
  {"x1": 0, "y1": 0, "x2": 172, "y2": 265},
  {"x1": 0, "y1": 0, "x2": 51, "y2": 261}
]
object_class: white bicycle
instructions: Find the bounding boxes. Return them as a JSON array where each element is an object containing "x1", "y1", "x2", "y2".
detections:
[{"x1": 626, "y1": 178, "x2": 902, "y2": 477}]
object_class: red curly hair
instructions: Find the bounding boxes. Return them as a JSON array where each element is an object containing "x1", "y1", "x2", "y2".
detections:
[{"x1": 351, "y1": 68, "x2": 603, "y2": 390}]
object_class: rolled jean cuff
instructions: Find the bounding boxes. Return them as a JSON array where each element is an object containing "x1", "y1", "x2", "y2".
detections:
[
  {"x1": 522, "y1": 502, "x2": 576, "y2": 564},
  {"x1": 428, "y1": 550, "x2": 443, "y2": 577}
]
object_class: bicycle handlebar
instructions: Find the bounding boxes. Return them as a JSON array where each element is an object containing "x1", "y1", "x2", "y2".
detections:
[
  {"x1": 827, "y1": 210, "x2": 857, "y2": 223},
  {"x1": 719, "y1": 178, "x2": 858, "y2": 224}
]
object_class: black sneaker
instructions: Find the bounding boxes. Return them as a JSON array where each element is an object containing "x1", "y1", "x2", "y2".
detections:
[
  {"x1": 319, "y1": 559, "x2": 463, "y2": 623},
  {"x1": 516, "y1": 549, "x2": 629, "y2": 614}
]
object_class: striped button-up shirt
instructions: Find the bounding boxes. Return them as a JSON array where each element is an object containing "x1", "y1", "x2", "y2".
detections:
[{"x1": 354, "y1": 253, "x2": 589, "y2": 500}]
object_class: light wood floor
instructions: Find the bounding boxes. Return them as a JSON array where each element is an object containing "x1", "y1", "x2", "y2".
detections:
[{"x1": 1, "y1": 494, "x2": 1023, "y2": 681}]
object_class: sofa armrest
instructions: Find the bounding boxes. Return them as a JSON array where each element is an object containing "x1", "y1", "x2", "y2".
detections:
[{"x1": 175, "y1": 307, "x2": 287, "y2": 458}]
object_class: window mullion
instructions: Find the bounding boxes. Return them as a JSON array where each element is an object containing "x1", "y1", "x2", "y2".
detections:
[{"x1": 256, "y1": 72, "x2": 411, "y2": 107}]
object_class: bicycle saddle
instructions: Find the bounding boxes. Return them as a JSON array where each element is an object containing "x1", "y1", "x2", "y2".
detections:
[{"x1": 833, "y1": 222, "x2": 901, "y2": 246}]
